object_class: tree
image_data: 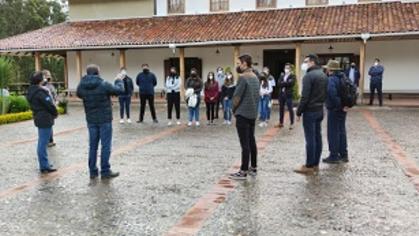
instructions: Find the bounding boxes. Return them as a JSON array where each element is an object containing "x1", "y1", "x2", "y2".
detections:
[{"x1": 0, "y1": 57, "x2": 15, "y2": 114}]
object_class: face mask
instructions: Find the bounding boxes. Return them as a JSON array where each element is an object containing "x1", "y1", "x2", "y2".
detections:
[
  {"x1": 170, "y1": 71, "x2": 176, "y2": 75},
  {"x1": 209, "y1": 76, "x2": 214, "y2": 80},
  {"x1": 284, "y1": 69, "x2": 290, "y2": 74},
  {"x1": 121, "y1": 70, "x2": 127, "y2": 77},
  {"x1": 143, "y1": 68, "x2": 149, "y2": 73},
  {"x1": 227, "y1": 75, "x2": 233, "y2": 79},
  {"x1": 191, "y1": 72, "x2": 197, "y2": 77},
  {"x1": 301, "y1": 63, "x2": 309, "y2": 72},
  {"x1": 236, "y1": 66, "x2": 243, "y2": 74},
  {"x1": 42, "y1": 79, "x2": 48, "y2": 86},
  {"x1": 374, "y1": 62, "x2": 379, "y2": 66},
  {"x1": 218, "y1": 70, "x2": 223, "y2": 74}
]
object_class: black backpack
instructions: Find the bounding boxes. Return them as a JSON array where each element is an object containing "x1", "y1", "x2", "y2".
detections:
[{"x1": 339, "y1": 74, "x2": 357, "y2": 108}]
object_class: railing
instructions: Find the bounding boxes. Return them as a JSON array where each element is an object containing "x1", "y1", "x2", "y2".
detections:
[{"x1": 7, "y1": 82, "x2": 66, "y2": 95}]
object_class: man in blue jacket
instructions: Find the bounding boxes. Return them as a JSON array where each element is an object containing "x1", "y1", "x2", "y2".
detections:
[
  {"x1": 136, "y1": 64, "x2": 158, "y2": 123},
  {"x1": 77, "y1": 64, "x2": 124, "y2": 179},
  {"x1": 368, "y1": 58, "x2": 385, "y2": 106},
  {"x1": 323, "y1": 60, "x2": 349, "y2": 164}
]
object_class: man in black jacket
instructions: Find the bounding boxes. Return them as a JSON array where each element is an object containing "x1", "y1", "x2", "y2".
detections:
[
  {"x1": 27, "y1": 71, "x2": 58, "y2": 174},
  {"x1": 77, "y1": 64, "x2": 124, "y2": 179},
  {"x1": 276, "y1": 63, "x2": 295, "y2": 129},
  {"x1": 294, "y1": 54, "x2": 328, "y2": 175}
]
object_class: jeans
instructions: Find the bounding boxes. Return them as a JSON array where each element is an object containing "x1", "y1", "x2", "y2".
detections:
[
  {"x1": 167, "y1": 92, "x2": 181, "y2": 120},
  {"x1": 139, "y1": 94, "x2": 157, "y2": 121},
  {"x1": 267, "y1": 96, "x2": 272, "y2": 120},
  {"x1": 369, "y1": 81, "x2": 383, "y2": 106},
  {"x1": 88, "y1": 122, "x2": 112, "y2": 176},
  {"x1": 119, "y1": 95, "x2": 131, "y2": 119},
  {"x1": 37, "y1": 127, "x2": 52, "y2": 171},
  {"x1": 206, "y1": 102, "x2": 216, "y2": 122},
  {"x1": 223, "y1": 98, "x2": 233, "y2": 122},
  {"x1": 327, "y1": 110, "x2": 348, "y2": 159},
  {"x1": 279, "y1": 93, "x2": 295, "y2": 125},
  {"x1": 236, "y1": 115, "x2": 257, "y2": 171},
  {"x1": 188, "y1": 97, "x2": 200, "y2": 122},
  {"x1": 259, "y1": 95, "x2": 269, "y2": 122},
  {"x1": 302, "y1": 111, "x2": 324, "y2": 167}
]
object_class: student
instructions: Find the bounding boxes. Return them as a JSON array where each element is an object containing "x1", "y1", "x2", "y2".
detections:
[
  {"x1": 204, "y1": 72, "x2": 219, "y2": 125},
  {"x1": 136, "y1": 64, "x2": 158, "y2": 123},
  {"x1": 262, "y1": 67, "x2": 276, "y2": 122},
  {"x1": 27, "y1": 71, "x2": 58, "y2": 174},
  {"x1": 117, "y1": 67, "x2": 134, "y2": 124},
  {"x1": 165, "y1": 67, "x2": 182, "y2": 126},
  {"x1": 215, "y1": 67, "x2": 225, "y2": 119},
  {"x1": 294, "y1": 54, "x2": 328, "y2": 175},
  {"x1": 276, "y1": 63, "x2": 296, "y2": 129},
  {"x1": 221, "y1": 72, "x2": 236, "y2": 125},
  {"x1": 229, "y1": 54, "x2": 260, "y2": 180},
  {"x1": 42, "y1": 70, "x2": 57, "y2": 147},
  {"x1": 368, "y1": 58, "x2": 385, "y2": 106},
  {"x1": 77, "y1": 64, "x2": 124, "y2": 179},
  {"x1": 185, "y1": 68, "x2": 203, "y2": 127},
  {"x1": 324, "y1": 60, "x2": 349, "y2": 164},
  {"x1": 258, "y1": 73, "x2": 271, "y2": 128}
]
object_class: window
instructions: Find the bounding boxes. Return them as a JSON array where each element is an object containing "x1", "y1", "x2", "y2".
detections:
[
  {"x1": 168, "y1": 0, "x2": 185, "y2": 14},
  {"x1": 210, "y1": 0, "x2": 229, "y2": 12},
  {"x1": 306, "y1": 0, "x2": 329, "y2": 6},
  {"x1": 256, "y1": 0, "x2": 277, "y2": 9}
]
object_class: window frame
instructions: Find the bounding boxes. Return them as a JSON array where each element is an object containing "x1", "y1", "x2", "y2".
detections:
[
  {"x1": 210, "y1": 0, "x2": 229, "y2": 12},
  {"x1": 305, "y1": 0, "x2": 329, "y2": 6},
  {"x1": 167, "y1": 0, "x2": 185, "y2": 14},
  {"x1": 256, "y1": 0, "x2": 277, "y2": 9}
]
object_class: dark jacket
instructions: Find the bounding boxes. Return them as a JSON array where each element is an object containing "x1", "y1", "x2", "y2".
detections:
[
  {"x1": 185, "y1": 76, "x2": 203, "y2": 95},
  {"x1": 297, "y1": 66, "x2": 328, "y2": 116},
  {"x1": 121, "y1": 76, "x2": 134, "y2": 96},
  {"x1": 76, "y1": 75, "x2": 124, "y2": 124},
  {"x1": 326, "y1": 72, "x2": 344, "y2": 111},
  {"x1": 26, "y1": 85, "x2": 58, "y2": 128},
  {"x1": 368, "y1": 65, "x2": 384, "y2": 83},
  {"x1": 278, "y1": 73, "x2": 296, "y2": 97},
  {"x1": 233, "y1": 68, "x2": 260, "y2": 120},
  {"x1": 344, "y1": 67, "x2": 360, "y2": 87},
  {"x1": 204, "y1": 81, "x2": 219, "y2": 104},
  {"x1": 136, "y1": 71, "x2": 157, "y2": 95},
  {"x1": 221, "y1": 84, "x2": 236, "y2": 100}
]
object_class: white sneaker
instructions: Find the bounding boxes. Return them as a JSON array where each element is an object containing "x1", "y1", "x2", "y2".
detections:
[
  {"x1": 196, "y1": 122, "x2": 200, "y2": 127},
  {"x1": 127, "y1": 119, "x2": 132, "y2": 124},
  {"x1": 259, "y1": 122, "x2": 267, "y2": 128},
  {"x1": 176, "y1": 120, "x2": 181, "y2": 125},
  {"x1": 223, "y1": 120, "x2": 227, "y2": 125},
  {"x1": 168, "y1": 121, "x2": 173, "y2": 126},
  {"x1": 227, "y1": 121, "x2": 232, "y2": 125},
  {"x1": 187, "y1": 122, "x2": 192, "y2": 127},
  {"x1": 120, "y1": 119, "x2": 124, "y2": 124}
]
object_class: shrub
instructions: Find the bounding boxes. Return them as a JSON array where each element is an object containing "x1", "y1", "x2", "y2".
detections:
[
  {"x1": 8, "y1": 96, "x2": 30, "y2": 113},
  {"x1": 0, "y1": 96, "x2": 11, "y2": 114},
  {"x1": 0, "y1": 111, "x2": 33, "y2": 125},
  {"x1": 57, "y1": 106, "x2": 65, "y2": 115}
]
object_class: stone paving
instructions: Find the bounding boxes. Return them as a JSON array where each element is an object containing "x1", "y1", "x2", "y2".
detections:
[{"x1": 0, "y1": 104, "x2": 418, "y2": 236}]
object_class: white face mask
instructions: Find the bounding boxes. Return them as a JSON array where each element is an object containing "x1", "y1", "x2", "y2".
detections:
[
  {"x1": 374, "y1": 62, "x2": 379, "y2": 66},
  {"x1": 209, "y1": 76, "x2": 214, "y2": 80},
  {"x1": 301, "y1": 63, "x2": 309, "y2": 72},
  {"x1": 121, "y1": 70, "x2": 127, "y2": 77},
  {"x1": 284, "y1": 68, "x2": 290, "y2": 74}
]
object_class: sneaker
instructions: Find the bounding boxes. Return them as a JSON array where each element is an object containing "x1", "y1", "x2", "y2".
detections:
[
  {"x1": 258, "y1": 122, "x2": 266, "y2": 128},
  {"x1": 207, "y1": 121, "x2": 211, "y2": 126},
  {"x1": 136, "y1": 120, "x2": 143, "y2": 124},
  {"x1": 289, "y1": 124, "x2": 294, "y2": 130},
  {"x1": 227, "y1": 121, "x2": 232, "y2": 125},
  {"x1": 340, "y1": 155, "x2": 349, "y2": 163},
  {"x1": 127, "y1": 119, "x2": 132, "y2": 124},
  {"x1": 90, "y1": 174, "x2": 99, "y2": 180},
  {"x1": 48, "y1": 142, "x2": 56, "y2": 148},
  {"x1": 101, "y1": 171, "x2": 120, "y2": 179},
  {"x1": 293, "y1": 165, "x2": 316, "y2": 175},
  {"x1": 323, "y1": 157, "x2": 341, "y2": 164},
  {"x1": 196, "y1": 122, "x2": 200, "y2": 127},
  {"x1": 223, "y1": 120, "x2": 227, "y2": 125},
  {"x1": 176, "y1": 120, "x2": 182, "y2": 125},
  {"x1": 249, "y1": 167, "x2": 257, "y2": 177},
  {"x1": 229, "y1": 170, "x2": 247, "y2": 180},
  {"x1": 153, "y1": 119, "x2": 159, "y2": 124},
  {"x1": 168, "y1": 121, "x2": 173, "y2": 126},
  {"x1": 40, "y1": 168, "x2": 57, "y2": 174},
  {"x1": 187, "y1": 122, "x2": 192, "y2": 127},
  {"x1": 120, "y1": 119, "x2": 124, "y2": 124},
  {"x1": 274, "y1": 123, "x2": 284, "y2": 128}
]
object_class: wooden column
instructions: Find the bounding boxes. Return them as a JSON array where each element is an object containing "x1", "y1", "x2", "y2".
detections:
[
  {"x1": 119, "y1": 49, "x2": 127, "y2": 69},
  {"x1": 359, "y1": 41, "x2": 366, "y2": 104},
  {"x1": 76, "y1": 51, "x2": 83, "y2": 80},
  {"x1": 295, "y1": 43, "x2": 302, "y2": 95},
  {"x1": 179, "y1": 47, "x2": 185, "y2": 100},
  {"x1": 233, "y1": 45, "x2": 240, "y2": 78},
  {"x1": 34, "y1": 52, "x2": 41, "y2": 71},
  {"x1": 64, "y1": 56, "x2": 68, "y2": 90}
]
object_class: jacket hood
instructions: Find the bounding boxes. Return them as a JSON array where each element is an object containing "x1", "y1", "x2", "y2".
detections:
[
  {"x1": 79, "y1": 75, "x2": 103, "y2": 90},
  {"x1": 26, "y1": 85, "x2": 44, "y2": 101}
]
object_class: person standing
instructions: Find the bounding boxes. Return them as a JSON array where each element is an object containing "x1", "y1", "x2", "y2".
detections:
[
  {"x1": 229, "y1": 54, "x2": 260, "y2": 180},
  {"x1": 275, "y1": 63, "x2": 295, "y2": 129},
  {"x1": 345, "y1": 62, "x2": 360, "y2": 105},
  {"x1": 42, "y1": 70, "x2": 58, "y2": 147},
  {"x1": 27, "y1": 71, "x2": 58, "y2": 174},
  {"x1": 77, "y1": 64, "x2": 124, "y2": 179},
  {"x1": 165, "y1": 67, "x2": 182, "y2": 126},
  {"x1": 368, "y1": 58, "x2": 385, "y2": 106},
  {"x1": 323, "y1": 60, "x2": 349, "y2": 164},
  {"x1": 185, "y1": 68, "x2": 203, "y2": 127},
  {"x1": 258, "y1": 73, "x2": 271, "y2": 128},
  {"x1": 204, "y1": 72, "x2": 219, "y2": 125},
  {"x1": 215, "y1": 67, "x2": 225, "y2": 120},
  {"x1": 136, "y1": 64, "x2": 158, "y2": 123},
  {"x1": 262, "y1": 67, "x2": 275, "y2": 122},
  {"x1": 294, "y1": 54, "x2": 328, "y2": 175},
  {"x1": 118, "y1": 67, "x2": 134, "y2": 124},
  {"x1": 221, "y1": 72, "x2": 235, "y2": 125}
]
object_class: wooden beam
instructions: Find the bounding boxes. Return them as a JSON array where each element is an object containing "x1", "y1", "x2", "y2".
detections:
[
  {"x1": 34, "y1": 52, "x2": 41, "y2": 71},
  {"x1": 119, "y1": 49, "x2": 127, "y2": 69},
  {"x1": 179, "y1": 47, "x2": 185, "y2": 100},
  {"x1": 76, "y1": 51, "x2": 83, "y2": 80},
  {"x1": 295, "y1": 43, "x2": 302, "y2": 95},
  {"x1": 359, "y1": 41, "x2": 366, "y2": 104},
  {"x1": 233, "y1": 45, "x2": 240, "y2": 78},
  {"x1": 64, "y1": 56, "x2": 69, "y2": 90}
]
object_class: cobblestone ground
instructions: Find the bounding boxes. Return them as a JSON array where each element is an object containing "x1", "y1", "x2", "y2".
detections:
[{"x1": 0, "y1": 104, "x2": 418, "y2": 236}]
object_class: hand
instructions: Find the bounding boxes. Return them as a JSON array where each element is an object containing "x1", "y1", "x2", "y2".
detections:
[{"x1": 343, "y1": 107, "x2": 349, "y2": 112}]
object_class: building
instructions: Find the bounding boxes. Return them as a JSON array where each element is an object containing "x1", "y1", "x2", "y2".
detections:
[{"x1": 0, "y1": 0, "x2": 418, "y2": 101}]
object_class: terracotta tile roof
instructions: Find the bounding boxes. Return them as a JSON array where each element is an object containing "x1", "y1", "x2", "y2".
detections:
[{"x1": 0, "y1": 2, "x2": 418, "y2": 52}]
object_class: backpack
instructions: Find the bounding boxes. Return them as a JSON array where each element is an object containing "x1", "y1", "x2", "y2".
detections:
[{"x1": 339, "y1": 74, "x2": 357, "y2": 108}]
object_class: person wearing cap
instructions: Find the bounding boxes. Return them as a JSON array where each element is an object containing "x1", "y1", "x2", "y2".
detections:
[
  {"x1": 26, "y1": 71, "x2": 58, "y2": 174},
  {"x1": 368, "y1": 58, "x2": 385, "y2": 106},
  {"x1": 42, "y1": 70, "x2": 58, "y2": 147},
  {"x1": 323, "y1": 60, "x2": 349, "y2": 164},
  {"x1": 117, "y1": 67, "x2": 134, "y2": 124}
]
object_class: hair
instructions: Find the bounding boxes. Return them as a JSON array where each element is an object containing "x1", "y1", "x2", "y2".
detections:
[
  {"x1": 120, "y1": 67, "x2": 127, "y2": 71},
  {"x1": 141, "y1": 63, "x2": 149, "y2": 68},
  {"x1": 217, "y1": 66, "x2": 223, "y2": 72},
  {"x1": 42, "y1": 69, "x2": 52, "y2": 81},
  {"x1": 205, "y1": 72, "x2": 215, "y2": 88},
  {"x1": 374, "y1": 58, "x2": 381, "y2": 62},
  {"x1": 238, "y1": 54, "x2": 253, "y2": 68},
  {"x1": 306, "y1": 54, "x2": 320, "y2": 66},
  {"x1": 86, "y1": 64, "x2": 100, "y2": 75},
  {"x1": 259, "y1": 72, "x2": 268, "y2": 88},
  {"x1": 30, "y1": 71, "x2": 44, "y2": 85},
  {"x1": 284, "y1": 63, "x2": 292, "y2": 68}
]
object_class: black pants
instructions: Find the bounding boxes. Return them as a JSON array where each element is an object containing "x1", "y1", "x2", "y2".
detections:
[
  {"x1": 49, "y1": 128, "x2": 54, "y2": 143},
  {"x1": 279, "y1": 93, "x2": 295, "y2": 125},
  {"x1": 236, "y1": 115, "x2": 257, "y2": 171},
  {"x1": 206, "y1": 102, "x2": 216, "y2": 122},
  {"x1": 369, "y1": 82, "x2": 383, "y2": 106},
  {"x1": 139, "y1": 94, "x2": 157, "y2": 121},
  {"x1": 167, "y1": 92, "x2": 181, "y2": 120},
  {"x1": 215, "y1": 97, "x2": 221, "y2": 119}
]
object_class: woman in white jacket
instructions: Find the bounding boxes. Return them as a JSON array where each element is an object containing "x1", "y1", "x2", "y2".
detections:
[
  {"x1": 259, "y1": 73, "x2": 272, "y2": 128},
  {"x1": 165, "y1": 67, "x2": 182, "y2": 126}
]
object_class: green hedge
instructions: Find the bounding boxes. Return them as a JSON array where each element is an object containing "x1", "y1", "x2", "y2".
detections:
[
  {"x1": 8, "y1": 95, "x2": 30, "y2": 113},
  {"x1": 0, "y1": 106, "x2": 66, "y2": 126}
]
